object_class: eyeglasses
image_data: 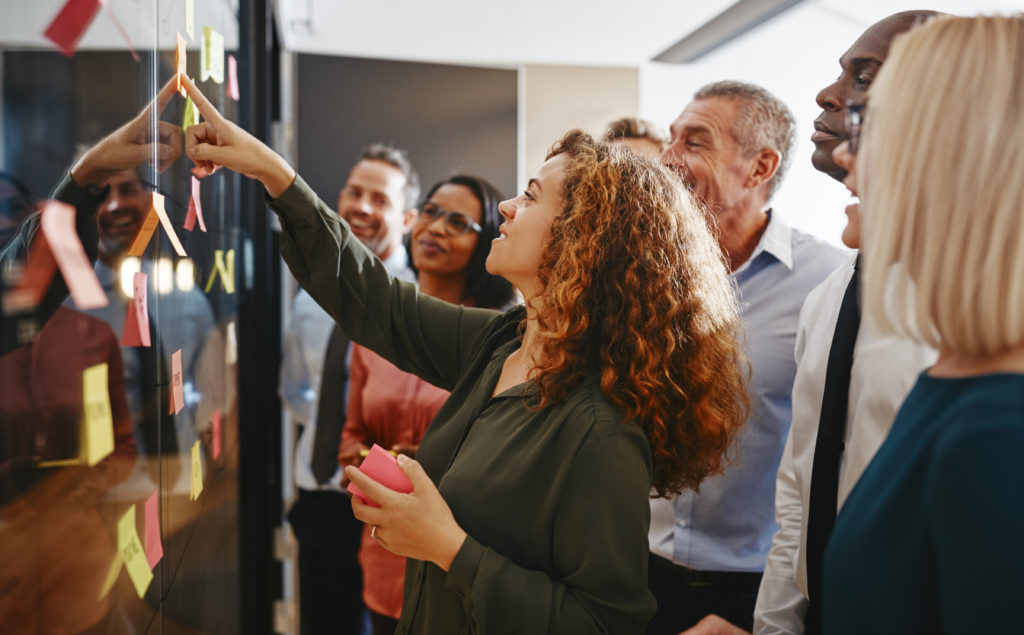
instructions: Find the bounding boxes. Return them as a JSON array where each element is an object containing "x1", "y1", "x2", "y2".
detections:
[
  {"x1": 846, "y1": 101, "x2": 867, "y2": 156},
  {"x1": 417, "y1": 202, "x2": 482, "y2": 236}
]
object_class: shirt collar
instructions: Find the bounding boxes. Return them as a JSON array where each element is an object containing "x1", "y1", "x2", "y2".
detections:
[{"x1": 733, "y1": 209, "x2": 793, "y2": 274}]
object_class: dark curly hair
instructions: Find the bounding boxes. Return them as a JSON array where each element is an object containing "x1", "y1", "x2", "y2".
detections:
[{"x1": 530, "y1": 129, "x2": 749, "y2": 496}]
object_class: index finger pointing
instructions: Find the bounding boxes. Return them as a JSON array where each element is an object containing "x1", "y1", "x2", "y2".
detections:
[{"x1": 180, "y1": 73, "x2": 224, "y2": 125}]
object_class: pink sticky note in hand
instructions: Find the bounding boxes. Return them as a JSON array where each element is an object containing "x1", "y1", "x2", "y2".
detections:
[
  {"x1": 144, "y1": 489, "x2": 163, "y2": 568},
  {"x1": 122, "y1": 272, "x2": 151, "y2": 347},
  {"x1": 227, "y1": 54, "x2": 239, "y2": 101},
  {"x1": 212, "y1": 410, "x2": 221, "y2": 459},
  {"x1": 40, "y1": 199, "x2": 108, "y2": 310},
  {"x1": 184, "y1": 175, "x2": 206, "y2": 232},
  {"x1": 44, "y1": 0, "x2": 101, "y2": 58},
  {"x1": 347, "y1": 444, "x2": 414, "y2": 507}
]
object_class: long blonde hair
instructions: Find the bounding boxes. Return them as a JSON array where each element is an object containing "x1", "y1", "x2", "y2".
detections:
[{"x1": 861, "y1": 14, "x2": 1024, "y2": 356}]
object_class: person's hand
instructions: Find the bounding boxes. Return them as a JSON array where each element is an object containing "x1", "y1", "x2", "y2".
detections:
[
  {"x1": 679, "y1": 615, "x2": 750, "y2": 635},
  {"x1": 390, "y1": 443, "x2": 418, "y2": 459},
  {"x1": 338, "y1": 442, "x2": 369, "y2": 487},
  {"x1": 345, "y1": 455, "x2": 467, "y2": 571},
  {"x1": 180, "y1": 74, "x2": 296, "y2": 197},
  {"x1": 70, "y1": 76, "x2": 182, "y2": 187}
]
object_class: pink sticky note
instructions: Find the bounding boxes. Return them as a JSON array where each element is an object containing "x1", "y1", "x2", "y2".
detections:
[
  {"x1": 212, "y1": 410, "x2": 221, "y2": 459},
  {"x1": 184, "y1": 176, "x2": 206, "y2": 232},
  {"x1": 227, "y1": 54, "x2": 239, "y2": 101},
  {"x1": 44, "y1": 0, "x2": 101, "y2": 58},
  {"x1": 169, "y1": 349, "x2": 184, "y2": 415},
  {"x1": 5, "y1": 233, "x2": 57, "y2": 312},
  {"x1": 144, "y1": 490, "x2": 163, "y2": 568},
  {"x1": 39, "y1": 200, "x2": 108, "y2": 310},
  {"x1": 347, "y1": 444, "x2": 413, "y2": 507},
  {"x1": 152, "y1": 192, "x2": 187, "y2": 257},
  {"x1": 121, "y1": 272, "x2": 151, "y2": 347}
]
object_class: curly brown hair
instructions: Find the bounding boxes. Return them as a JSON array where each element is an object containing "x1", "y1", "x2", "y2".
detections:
[{"x1": 530, "y1": 129, "x2": 749, "y2": 497}]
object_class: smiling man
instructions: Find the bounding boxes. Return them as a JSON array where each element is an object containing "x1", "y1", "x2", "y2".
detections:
[
  {"x1": 648, "y1": 81, "x2": 845, "y2": 635},
  {"x1": 281, "y1": 144, "x2": 418, "y2": 635}
]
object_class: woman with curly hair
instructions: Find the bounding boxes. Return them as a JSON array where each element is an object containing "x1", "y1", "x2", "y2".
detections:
[{"x1": 181, "y1": 75, "x2": 748, "y2": 634}]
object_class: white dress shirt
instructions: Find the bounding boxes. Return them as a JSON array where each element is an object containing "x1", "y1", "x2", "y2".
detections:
[{"x1": 753, "y1": 255, "x2": 937, "y2": 634}]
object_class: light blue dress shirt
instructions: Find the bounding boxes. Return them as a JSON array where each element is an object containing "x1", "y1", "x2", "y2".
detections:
[{"x1": 649, "y1": 212, "x2": 846, "y2": 572}]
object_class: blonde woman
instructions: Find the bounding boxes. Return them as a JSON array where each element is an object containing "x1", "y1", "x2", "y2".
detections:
[{"x1": 823, "y1": 15, "x2": 1024, "y2": 633}]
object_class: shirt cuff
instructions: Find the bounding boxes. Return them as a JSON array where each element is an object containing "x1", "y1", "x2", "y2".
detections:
[
  {"x1": 445, "y1": 533, "x2": 485, "y2": 600},
  {"x1": 265, "y1": 173, "x2": 320, "y2": 225},
  {"x1": 52, "y1": 172, "x2": 110, "y2": 208}
]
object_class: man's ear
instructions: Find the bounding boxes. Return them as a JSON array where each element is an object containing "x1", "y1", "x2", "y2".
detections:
[
  {"x1": 746, "y1": 148, "x2": 781, "y2": 190},
  {"x1": 400, "y1": 207, "x2": 417, "y2": 234}
]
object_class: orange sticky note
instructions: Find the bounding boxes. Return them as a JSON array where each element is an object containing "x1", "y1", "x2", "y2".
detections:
[
  {"x1": 184, "y1": 175, "x2": 206, "y2": 232},
  {"x1": 212, "y1": 410, "x2": 221, "y2": 459},
  {"x1": 144, "y1": 489, "x2": 163, "y2": 568},
  {"x1": 44, "y1": 0, "x2": 100, "y2": 58},
  {"x1": 227, "y1": 54, "x2": 239, "y2": 101},
  {"x1": 152, "y1": 192, "x2": 187, "y2": 257},
  {"x1": 117, "y1": 504, "x2": 153, "y2": 598},
  {"x1": 176, "y1": 32, "x2": 187, "y2": 96},
  {"x1": 126, "y1": 207, "x2": 160, "y2": 257},
  {"x1": 121, "y1": 272, "x2": 150, "y2": 347},
  {"x1": 40, "y1": 199, "x2": 107, "y2": 310},
  {"x1": 190, "y1": 440, "x2": 203, "y2": 501},
  {"x1": 169, "y1": 349, "x2": 184, "y2": 415}
]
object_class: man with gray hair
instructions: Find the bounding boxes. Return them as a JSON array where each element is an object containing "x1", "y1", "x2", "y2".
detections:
[{"x1": 646, "y1": 81, "x2": 845, "y2": 634}]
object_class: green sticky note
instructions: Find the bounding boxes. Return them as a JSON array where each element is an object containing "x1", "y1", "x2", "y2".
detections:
[
  {"x1": 201, "y1": 25, "x2": 224, "y2": 84},
  {"x1": 81, "y1": 362, "x2": 114, "y2": 466},
  {"x1": 117, "y1": 505, "x2": 153, "y2": 599},
  {"x1": 185, "y1": 0, "x2": 194, "y2": 40},
  {"x1": 182, "y1": 95, "x2": 198, "y2": 132},
  {"x1": 190, "y1": 440, "x2": 203, "y2": 501}
]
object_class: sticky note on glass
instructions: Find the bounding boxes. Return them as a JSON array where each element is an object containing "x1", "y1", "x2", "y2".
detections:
[
  {"x1": 44, "y1": 0, "x2": 101, "y2": 58},
  {"x1": 347, "y1": 444, "x2": 414, "y2": 507},
  {"x1": 176, "y1": 32, "x2": 187, "y2": 96},
  {"x1": 184, "y1": 175, "x2": 206, "y2": 232},
  {"x1": 181, "y1": 95, "x2": 199, "y2": 133},
  {"x1": 121, "y1": 272, "x2": 150, "y2": 347},
  {"x1": 96, "y1": 553, "x2": 122, "y2": 600},
  {"x1": 225, "y1": 320, "x2": 237, "y2": 365},
  {"x1": 190, "y1": 440, "x2": 203, "y2": 500},
  {"x1": 144, "y1": 489, "x2": 163, "y2": 568},
  {"x1": 4, "y1": 231, "x2": 57, "y2": 312},
  {"x1": 126, "y1": 205, "x2": 159, "y2": 257},
  {"x1": 81, "y1": 362, "x2": 114, "y2": 466},
  {"x1": 169, "y1": 349, "x2": 184, "y2": 415},
  {"x1": 203, "y1": 248, "x2": 235, "y2": 294},
  {"x1": 201, "y1": 26, "x2": 224, "y2": 84},
  {"x1": 212, "y1": 410, "x2": 221, "y2": 459},
  {"x1": 153, "y1": 192, "x2": 187, "y2": 257},
  {"x1": 227, "y1": 54, "x2": 239, "y2": 101},
  {"x1": 117, "y1": 504, "x2": 153, "y2": 598},
  {"x1": 40, "y1": 199, "x2": 107, "y2": 310},
  {"x1": 185, "y1": 0, "x2": 194, "y2": 40}
]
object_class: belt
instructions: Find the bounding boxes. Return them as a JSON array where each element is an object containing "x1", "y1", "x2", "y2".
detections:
[{"x1": 653, "y1": 554, "x2": 763, "y2": 588}]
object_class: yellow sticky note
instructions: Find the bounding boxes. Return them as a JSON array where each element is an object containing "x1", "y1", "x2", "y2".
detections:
[
  {"x1": 201, "y1": 26, "x2": 224, "y2": 84},
  {"x1": 203, "y1": 248, "x2": 235, "y2": 294},
  {"x1": 81, "y1": 362, "x2": 114, "y2": 466},
  {"x1": 225, "y1": 320, "x2": 237, "y2": 365},
  {"x1": 185, "y1": 0, "x2": 194, "y2": 40},
  {"x1": 117, "y1": 505, "x2": 153, "y2": 599},
  {"x1": 96, "y1": 553, "x2": 123, "y2": 601},
  {"x1": 190, "y1": 440, "x2": 203, "y2": 501},
  {"x1": 181, "y1": 95, "x2": 198, "y2": 132}
]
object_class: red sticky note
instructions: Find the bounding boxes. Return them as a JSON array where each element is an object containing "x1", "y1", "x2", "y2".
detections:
[
  {"x1": 176, "y1": 33, "x2": 187, "y2": 96},
  {"x1": 169, "y1": 349, "x2": 184, "y2": 415},
  {"x1": 4, "y1": 233, "x2": 57, "y2": 312},
  {"x1": 121, "y1": 272, "x2": 151, "y2": 347},
  {"x1": 227, "y1": 55, "x2": 239, "y2": 101},
  {"x1": 347, "y1": 444, "x2": 413, "y2": 507},
  {"x1": 144, "y1": 489, "x2": 163, "y2": 568},
  {"x1": 40, "y1": 200, "x2": 107, "y2": 310},
  {"x1": 97, "y1": 0, "x2": 140, "y2": 62},
  {"x1": 212, "y1": 410, "x2": 221, "y2": 459},
  {"x1": 44, "y1": 0, "x2": 101, "y2": 58},
  {"x1": 184, "y1": 176, "x2": 206, "y2": 232}
]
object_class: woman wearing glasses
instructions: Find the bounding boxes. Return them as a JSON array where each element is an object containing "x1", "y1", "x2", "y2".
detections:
[
  {"x1": 822, "y1": 14, "x2": 1024, "y2": 634},
  {"x1": 181, "y1": 74, "x2": 747, "y2": 634},
  {"x1": 339, "y1": 175, "x2": 514, "y2": 635}
]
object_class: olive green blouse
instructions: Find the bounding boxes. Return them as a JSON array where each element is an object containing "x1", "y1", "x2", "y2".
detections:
[{"x1": 270, "y1": 175, "x2": 656, "y2": 634}]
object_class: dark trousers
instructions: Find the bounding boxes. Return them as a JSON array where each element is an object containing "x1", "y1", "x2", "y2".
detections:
[
  {"x1": 288, "y1": 489, "x2": 366, "y2": 635},
  {"x1": 645, "y1": 553, "x2": 762, "y2": 634},
  {"x1": 369, "y1": 610, "x2": 399, "y2": 635}
]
